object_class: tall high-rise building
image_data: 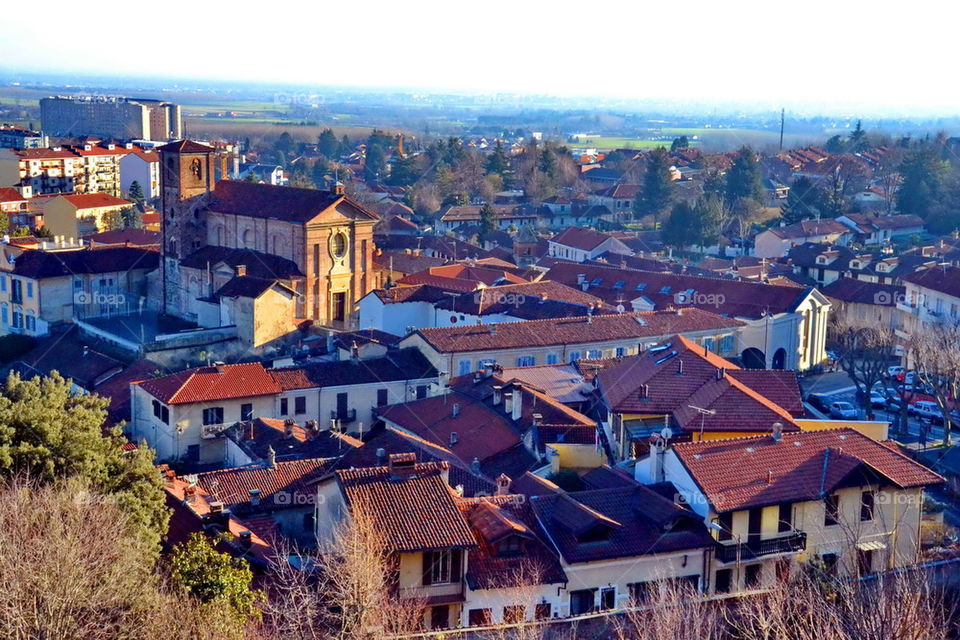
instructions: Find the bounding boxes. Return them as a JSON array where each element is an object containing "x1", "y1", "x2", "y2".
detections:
[{"x1": 40, "y1": 96, "x2": 182, "y2": 141}]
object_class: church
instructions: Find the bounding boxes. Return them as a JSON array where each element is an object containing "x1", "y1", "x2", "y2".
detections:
[{"x1": 157, "y1": 140, "x2": 379, "y2": 347}]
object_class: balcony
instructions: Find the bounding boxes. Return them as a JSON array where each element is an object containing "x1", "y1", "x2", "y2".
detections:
[
  {"x1": 330, "y1": 408, "x2": 357, "y2": 424},
  {"x1": 715, "y1": 531, "x2": 807, "y2": 563},
  {"x1": 397, "y1": 581, "x2": 464, "y2": 603}
]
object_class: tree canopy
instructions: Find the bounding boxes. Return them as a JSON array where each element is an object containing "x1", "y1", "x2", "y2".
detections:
[{"x1": 634, "y1": 148, "x2": 675, "y2": 226}]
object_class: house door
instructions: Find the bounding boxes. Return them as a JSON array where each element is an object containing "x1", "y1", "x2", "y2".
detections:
[
  {"x1": 748, "y1": 507, "x2": 762, "y2": 546},
  {"x1": 332, "y1": 291, "x2": 346, "y2": 322},
  {"x1": 336, "y1": 392, "x2": 348, "y2": 420},
  {"x1": 430, "y1": 605, "x2": 449, "y2": 630}
]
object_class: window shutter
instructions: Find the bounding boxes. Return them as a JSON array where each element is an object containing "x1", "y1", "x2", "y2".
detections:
[
  {"x1": 422, "y1": 552, "x2": 432, "y2": 586},
  {"x1": 450, "y1": 549, "x2": 461, "y2": 583}
]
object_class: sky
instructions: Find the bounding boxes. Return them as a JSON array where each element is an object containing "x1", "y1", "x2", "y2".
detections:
[{"x1": 2, "y1": 0, "x2": 958, "y2": 113}]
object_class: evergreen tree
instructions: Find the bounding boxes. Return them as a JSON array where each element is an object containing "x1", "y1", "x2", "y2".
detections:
[
  {"x1": 0, "y1": 371, "x2": 168, "y2": 554},
  {"x1": 318, "y1": 128, "x2": 340, "y2": 159},
  {"x1": 781, "y1": 176, "x2": 821, "y2": 224},
  {"x1": 127, "y1": 180, "x2": 145, "y2": 206},
  {"x1": 102, "y1": 209, "x2": 124, "y2": 231},
  {"x1": 634, "y1": 148, "x2": 675, "y2": 227},
  {"x1": 849, "y1": 120, "x2": 867, "y2": 151},
  {"x1": 121, "y1": 206, "x2": 143, "y2": 229},
  {"x1": 479, "y1": 203, "x2": 498, "y2": 240},
  {"x1": 661, "y1": 201, "x2": 696, "y2": 248},
  {"x1": 387, "y1": 154, "x2": 419, "y2": 187},
  {"x1": 724, "y1": 147, "x2": 764, "y2": 204},
  {"x1": 273, "y1": 131, "x2": 295, "y2": 156},
  {"x1": 539, "y1": 147, "x2": 557, "y2": 178},
  {"x1": 486, "y1": 141, "x2": 509, "y2": 176},
  {"x1": 364, "y1": 145, "x2": 386, "y2": 183},
  {"x1": 171, "y1": 533, "x2": 263, "y2": 629},
  {"x1": 896, "y1": 150, "x2": 945, "y2": 217},
  {"x1": 825, "y1": 135, "x2": 846, "y2": 154},
  {"x1": 670, "y1": 135, "x2": 689, "y2": 151}
]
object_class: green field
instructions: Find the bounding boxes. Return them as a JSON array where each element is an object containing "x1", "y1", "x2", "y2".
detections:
[{"x1": 568, "y1": 136, "x2": 687, "y2": 150}]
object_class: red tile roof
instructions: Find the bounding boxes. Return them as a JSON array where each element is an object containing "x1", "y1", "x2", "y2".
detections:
[
  {"x1": 905, "y1": 265, "x2": 960, "y2": 300},
  {"x1": 336, "y1": 460, "x2": 478, "y2": 552},
  {"x1": 196, "y1": 457, "x2": 335, "y2": 509},
  {"x1": 0, "y1": 187, "x2": 27, "y2": 203},
  {"x1": 550, "y1": 227, "x2": 615, "y2": 251},
  {"x1": 412, "y1": 308, "x2": 743, "y2": 354},
  {"x1": 137, "y1": 362, "x2": 280, "y2": 405},
  {"x1": 58, "y1": 193, "x2": 130, "y2": 209},
  {"x1": 157, "y1": 140, "x2": 216, "y2": 154},
  {"x1": 672, "y1": 429, "x2": 944, "y2": 513},
  {"x1": 209, "y1": 180, "x2": 377, "y2": 224},
  {"x1": 766, "y1": 219, "x2": 850, "y2": 239}
]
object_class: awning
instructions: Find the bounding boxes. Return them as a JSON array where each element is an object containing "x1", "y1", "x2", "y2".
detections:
[{"x1": 856, "y1": 540, "x2": 886, "y2": 552}]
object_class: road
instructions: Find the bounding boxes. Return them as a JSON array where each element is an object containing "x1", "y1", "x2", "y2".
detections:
[{"x1": 799, "y1": 370, "x2": 951, "y2": 450}]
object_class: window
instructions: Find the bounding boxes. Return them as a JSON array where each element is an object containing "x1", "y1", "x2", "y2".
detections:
[
  {"x1": 152, "y1": 400, "x2": 161, "y2": 418},
  {"x1": 280, "y1": 397, "x2": 288, "y2": 415},
  {"x1": 857, "y1": 549, "x2": 873, "y2": 576},
  {"x1": 202, "y1": 407, "x2": 224, "y2": 425},
  {"x1": 822, "y1": 553, "x2": 839, "y2": 576},
  {"x1": 629, "y1": 582, "x2": 651, "y2": 603},
  {"x1": 294, "y1": 396, "x2": 307, "y2": 415},
  {"x1": 546, "y1": 353, "x2": 559, "y2": 365},
  {"x1": 25, "y1": 281, "x2": 32, "y2": 298},
  {"x1": 713, "y1": 334, "x2": 732, "y2": 355},
  {"x1": 503, "y1": 605, "x2": 525, "y2": 624},
  {"x1": 458, "y1": 359, "x2": 472, "y2": 376},
  {"x1": 377, "y1": 389, "x2": 389, "y2": 406},
  {"x1": 860, "y1": 490, "x2": 875, "y2": 521},
  {"x1": 11, "y1": 280, "x2": 21, "y2": 303},
  {"x1": 778, "y1": 503, "x2": 793, "y2": 533},
  {"x1": 599, "y1": 587, "x2": 616, "y2": 610},
  {"x1": 422, "y1": 550, "x2": 459, "y2": 585},
  {"x1": 716, "y1": 512, "x2": 733, "y2": 541},
  {"x1": 240, "y1": 403, "x2": 253, "y2": 422},
  {"x1": 714, "y1": 569, "x2": 732, "y2": 594},
  {"x1": 516, "y1": 355, "x2": 535, "y2": 367},
  {"x1": 586, "y1": 349, "x2": 601, "y2": 359},
  {"x1": 745, "y1": 564, "x2": 762, "y2": 588},
  {"x1": 25, "y1": 312, "x2": 35, "y2": 332},
  {"x1": 569, "y1": 589, "x2": 596, "y2": 615},
  {"x1": 0, "y1": 276, "x2": 5, "y2": 293},
  {"x1": 703, "y1": 337, "x2": 715, "y2": 352},
  {"x1": 161, "y1": 406, "x2": 169, "y2": 425},
  {"x1": 1, "y1": 304, "x2": 7, "y2": 325},
  {"x1": 613, "y1": 280, "x2": 625, "y2": 289},
  {"x1": 659, "y1": 285, "x2": 671, "y2": 294},
  {"x1": 496, "y1": 536, "x2": 523, "y2": 556},
  {"x1": 615, "y1": 347, "x2": 626, "y2": 357},
  {"x1": 824, "y1": 493, "x2": 840, "y2": 527},
  {"x1": 635, "y1": 283, "x2": 647, "y2": 292},
  {"x1": 568, "y1": 351, "x2": 581, "y2": 363},
  {"x1": 416, "y1": 385, "x2": 428, "y2": 399},
  {"x1": 468, "y1": 609, "x2": 492, "y2": 626},
  {"x1": 302, "y1": 512, "x2": 315, "y2": 532},
  {"x1": 12, "y1": 311, "x2": 22, "y2": 329},
  {"x1": 534, "y1": 603, "x2": 551, "y2": 620}
]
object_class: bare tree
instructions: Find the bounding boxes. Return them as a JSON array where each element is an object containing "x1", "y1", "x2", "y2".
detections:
[
  {"x1": 908, "y1": 320, "x2": 960, "y2": 445},
  {"x1": 614, "y1": 579, "x2": 724, "y2": 640},
  {"x1": 831, "y1": 319, "x2": 898, "y2": 419}
]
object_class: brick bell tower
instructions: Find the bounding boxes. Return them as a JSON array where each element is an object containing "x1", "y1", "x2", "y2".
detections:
[{"x1": 157, "y1": 140, "x2": 215, "y2": 316}]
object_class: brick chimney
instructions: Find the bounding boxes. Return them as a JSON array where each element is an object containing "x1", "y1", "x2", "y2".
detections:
[
  {"x1": 235, "y1": 264, "x2": 247, "y2": 277},
  {"x1": 388, "y1": 452, "x2": 417, "y2": 480}
]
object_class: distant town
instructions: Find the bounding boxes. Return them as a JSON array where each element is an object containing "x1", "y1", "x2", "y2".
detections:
[{"x1": 0, "y1": 77, "x2": 959, "y2": 640}]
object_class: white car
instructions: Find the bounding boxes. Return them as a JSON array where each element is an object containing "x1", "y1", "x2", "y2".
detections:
[
  {"x1": 830, "y1": 401, "x2": 859, "y2": 419},
  {"x1": 869, "y1": 392, "x2": 887, "y2": 409},
  {"x1": 910, "y1": 401, "x2": 944, "y2": 424}
]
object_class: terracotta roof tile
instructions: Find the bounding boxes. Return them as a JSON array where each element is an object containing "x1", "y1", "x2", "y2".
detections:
[
  {"x1": 673, "y1": 429, "x2": 944, "y2": 513},
  {"x1": 138, "y1": 362, "x2": 280, "y2": 405}
]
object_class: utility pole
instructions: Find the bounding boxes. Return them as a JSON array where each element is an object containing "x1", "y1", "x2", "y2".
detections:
[{"x1": 779, "y1": 108, "x2": 785, "y2": 151}]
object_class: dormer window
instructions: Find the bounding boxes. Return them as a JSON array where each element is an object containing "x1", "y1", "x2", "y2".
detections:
[
  {"x1": 496, "y1": 535, "x2": 525, "y2": 557},
  {"x1": 576, "y1": 524, "x2": 612, "y2": 544}
]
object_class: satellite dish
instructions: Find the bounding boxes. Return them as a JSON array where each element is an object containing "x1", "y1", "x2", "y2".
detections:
[{"x1": 616, "y1": 304, "x2": 625, "y2": 313}]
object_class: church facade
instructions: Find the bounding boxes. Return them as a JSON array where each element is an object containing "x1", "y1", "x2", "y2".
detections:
[{"x1": 157, "y1": 140, "x2": 378, "y2": 335}]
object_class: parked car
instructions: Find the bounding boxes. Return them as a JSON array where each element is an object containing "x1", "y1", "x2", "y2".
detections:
[
  {"x1": 909, "y1": 400, "x2": 944, "y2": 424},
  {"x1": 806, "y1": 393, "x2": 831, "y2": 413},
  {"x1": 830, "y1": 401, "x2": 859, "y2": 419},
  {"x1": 888, "y1": 366, "x2": 905, "y2": 378},
  {"x1": 869, "y1": 392, "x2": 887, "y2": 409}
]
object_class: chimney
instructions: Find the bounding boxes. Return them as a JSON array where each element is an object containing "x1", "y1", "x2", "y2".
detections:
[
  {"x1": 82, "y1": 345, "x2": 89, "y2": 357},
  {"x1": 639, "y1": 434, "x2": 669, "y2": 484},
  {"x1": 376, "y1": 447, "x2": 387, "y2": 465},
  {"x1": 489, "y1": 323, "x2": 497, "y2": 335},
  {"x1": 511, "y1": 383, "x2": 523, "y2": 421},
  {"x1": 471, "y1": 457, "x2": 481, "y2": 475},
  {"x1": 676, "y1": 360, "x2": 684, "y2": 375},
  {"x1": 388, "y1": 452, "x2": 417, "y2": 480},
  {"x1": 532, "y1": 412, "x2": 542, "y2": 427},
  {"x1": 587, "y1": 308, "x2": 593, "y2": 324},
  {"x1": 716, "y1": 367, "x2": 725, "y2": 380},
  {"x1": 492, "y1": 385, "x2": 503, "y2": 405},
  {"x1": 504, "y1": 392, "x2": 513, "y2": 416},
  {"x1": 235, "y1": 264, "x2": 247, "y2": 277},
  {"x1": 238, "y1": 530, "x2": 252, "y2": 549},
  {"x1": 284, "y1": 419, "x2": 295, "y2": 438},
  {"x1": 248, "y1": 489, "x2": 261, "y2": 507},
  {"x1": 331, "y1": 181, "x2": 345, "y2": 196},
  {"x1": 577, "y1": 273, "x2": 587, "y2": 286},
  {"x1": 452, "y1": 403, "x2": 460, "y2": 417},
  {"x1": 772, "y1": 422, "x2": 784, "y2": 442},
  {"x1": 495, "y1": 473, "x2": 510, "y2": 496},
  {"x1": 449, "y1": 431, "x2": 459, "y2": 446},
  {"x1": 266, "y1": 446, "x2": 276, "y2": 469}
]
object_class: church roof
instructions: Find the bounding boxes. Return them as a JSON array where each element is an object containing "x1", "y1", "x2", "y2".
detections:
[{"x1": 208, "y1": 181, "x2": 378, "y2": 224}]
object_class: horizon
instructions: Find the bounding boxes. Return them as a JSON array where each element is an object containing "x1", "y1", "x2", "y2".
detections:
[{"x1": 2, "y1": 0, "x2": 958, "y2": 119}]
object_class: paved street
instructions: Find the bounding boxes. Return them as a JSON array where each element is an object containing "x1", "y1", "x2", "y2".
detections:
[{"x1": 800, "y1": 370, "x2": 952, "y2": 450}]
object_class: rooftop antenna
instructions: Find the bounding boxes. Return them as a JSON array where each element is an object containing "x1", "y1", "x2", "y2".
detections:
[{"x1": 688, "y1": 405, "x2": 717, "y2": 442}]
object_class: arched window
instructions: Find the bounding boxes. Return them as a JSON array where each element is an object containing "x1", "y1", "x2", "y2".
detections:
[{"x1": 242, "y1": 228, "x2": 253, "y2": 248}]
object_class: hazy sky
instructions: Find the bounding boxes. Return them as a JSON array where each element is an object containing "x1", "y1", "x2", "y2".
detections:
[{"x1": 3, "y1": 0, "x2": 957, "y2": 111}]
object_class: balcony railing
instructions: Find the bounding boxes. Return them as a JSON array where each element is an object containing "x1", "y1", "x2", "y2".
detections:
[
  {"x1": 715, "y1": 531, "x2": 807, "y2": 563},
  {"x1": 330, "y1": 408, "x2": 357, "y2": 424},
  {"x1": 397, "y1": 581, "x2": 464, "y2": 602}
]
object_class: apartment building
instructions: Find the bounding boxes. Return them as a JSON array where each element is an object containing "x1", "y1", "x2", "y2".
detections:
[
  {"x1": 40, "y1": 96, "x2": 182, "y2": 141},
  {"x1": 0, "y1": 143, "x2": 125, "y2": 197},
  {"x1": 897, "y1": 265, "x2": 960, "y2": 346}
]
